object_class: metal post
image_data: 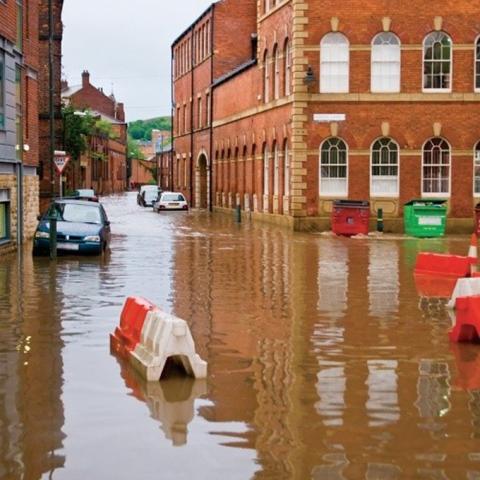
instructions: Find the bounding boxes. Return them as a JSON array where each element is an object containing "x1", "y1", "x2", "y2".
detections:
[
  {"x1": 377, "y1": 208, "x2": 384, "y2": 233},
  {"x1": 49, "y1": 209, "x2": 57, "y2": 259},
  {"x1": 235, "y1": 204, "x2": 241, "y2": 224},
  {"x1": 59, "y1": 175, "x2": 62, "y2": 198}
]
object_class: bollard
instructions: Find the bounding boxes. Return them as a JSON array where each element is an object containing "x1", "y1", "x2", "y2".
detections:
[
  {"x1": 377, "y1": 208, "x2": 384, "y2": 233},
  {"x1": 49, "y1": 210, "x2": 58, "y2": 259},
  {"x1": 235, "y1": 204, "x2": 241, "y2": 224}
]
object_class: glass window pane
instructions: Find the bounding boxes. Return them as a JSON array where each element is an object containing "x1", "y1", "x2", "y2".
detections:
[{"x1": 0, "y1": 203, "x2": 7, "y2": 239}]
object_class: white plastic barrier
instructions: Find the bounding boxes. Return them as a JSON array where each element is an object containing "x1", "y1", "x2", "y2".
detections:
[
  {"x1": 447, "y1": 278, "x2": 480, "y2": 309},
  {"x1": 130, "y1": 309, "x2": 208, "y2": 382}
]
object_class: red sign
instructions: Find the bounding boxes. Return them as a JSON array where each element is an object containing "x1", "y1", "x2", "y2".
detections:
[{"x1": 53, "y1": 151, "x2": 70, "y2": 175}]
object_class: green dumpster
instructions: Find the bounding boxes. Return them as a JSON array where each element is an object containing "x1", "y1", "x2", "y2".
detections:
[{"x1": 404, "y1": 199, "x2": 447, "y2": 238}]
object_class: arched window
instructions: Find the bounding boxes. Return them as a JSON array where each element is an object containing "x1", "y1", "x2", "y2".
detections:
[
  {"x1": 263, "y1": 50, "x2": 270, "y2": 103},
  {"x1": 320, "y1": 138, "x2": 348, "y2": 196},
  {"x1": 422, "y1": 138, "x2": 451, "y2": 195},
  {"x1": 474, "y1": 142, "x2": 480, "y2": 195},
  {"x1": 273, "y1": 142, "x2": 279, "y2": 196},
  {"x1": 284, "y1": 140, "x2": 290, "y2": 196},
  {"x1": 263, "y1": 144, "x2": 269, "y2": 195},
  {"x1": 476, "y1": 37, "x2": 480, "y2": 91},
  {"x1": 273, "y1": 45, "x2": 280, "y2": 100},
  {"x1": 320, "y1": 33, "x2": 349, "y2": 93},
  {"x1": 284, "y1": 39, "x2": 291, "y2": 96},
  {"x1": 371, "y1": 137, "x2": 399, "y2": 196},
  {"x1": 423, "y1": 32, "x2": 452, "y2": 91},
  {"x1": 371, "y1": 33, "x2": 401, "y2": 93}
]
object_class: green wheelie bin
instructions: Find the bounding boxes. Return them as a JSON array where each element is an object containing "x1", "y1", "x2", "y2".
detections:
[{"x1": 404, "y1": 199, "x2": 447, "y2": 238}]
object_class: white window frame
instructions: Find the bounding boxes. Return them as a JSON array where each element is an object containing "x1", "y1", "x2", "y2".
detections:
[
  {"x1": 284, "y1": 140, "x2": 290, "y2": 196},
  {"x1": 263, "y1": 145, "x2": 270, "y2": 195},
  {"x1": 273, "y1": 143, "x2": 279, "y2": 195},
  {"x1": 273, "y1": 45, "x2": 280, "y2": 100},
  {"x1": 474, "y1": 142, "x2": 480, "y2": 196},
  {"x1": 264, "y1": 50, "x2": 270, "y2": 103},
  {"x1": 284, "y1": 40, "x2": 291, "y2": 96},
  {"x1": 422, "y1": 137, "x2": 451, "y2": 198},
  {"x1": 371, "y1": 32, "x2": 401, "y2": 93},
  {"x1": 320, "y1": 32, "x2": 350, "y2": 93},
  {"x1": 422, "y1": 32, "x2": 453, "y2": 93},
  {"x1": 319, "y1": 137, "x2": 348, "y2": 197},
  {"x1": 475, "y1": 36, "x2": 480, "y2": 93},
  {"x1": 370, "y1": 137, "x2": 400, "y2": 197}
]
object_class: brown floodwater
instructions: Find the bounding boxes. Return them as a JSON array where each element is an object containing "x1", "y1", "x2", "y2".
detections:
[{"x1": 0, "y1": 192, "x2": 479, "y2": 479}]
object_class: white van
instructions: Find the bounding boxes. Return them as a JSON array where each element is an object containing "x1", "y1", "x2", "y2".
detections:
[{"x1": 137, "y1": 185, "x2": 160, "y2": 207}]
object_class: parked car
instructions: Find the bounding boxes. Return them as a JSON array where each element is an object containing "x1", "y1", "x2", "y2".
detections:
[
  {"x1": 33, "y1": 199, "x2": 111, "y2": 255},
  {"x1": 153, "y1": 192, "x2": 189, "y2": 212},
  {"x1": 73, "y1": 188, "x2": 98, "y2": 202},
  {"x1": 137, "y1": 185, "x2": 160, "y2": 207}
]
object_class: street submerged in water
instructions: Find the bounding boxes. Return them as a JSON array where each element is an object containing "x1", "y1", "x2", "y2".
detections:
[{"x1": 0, "y1": 192, "x2": 479, "y2": 479}]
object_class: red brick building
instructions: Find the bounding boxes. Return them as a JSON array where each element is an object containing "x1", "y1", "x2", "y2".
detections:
[
  {"x1": 172, "y1": 0, "x2": 480, "y2": 232},
  {"x1": 0, "y1": 0, "x2": 42, "y2": 253},
  {"x1": 62, "y1": 71, "x2": 128, "y2": 195},
  {"x1": 38, "y1": 0, "x2": 64, "y2": 210}
]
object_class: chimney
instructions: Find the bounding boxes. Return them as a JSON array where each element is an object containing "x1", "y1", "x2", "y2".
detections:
[
  {"x1": 82, "y1": 70, "x2": 90, "y2": 88},
  {"x1": 116, "y1": 102, "x2": 125, "y2": 122}
]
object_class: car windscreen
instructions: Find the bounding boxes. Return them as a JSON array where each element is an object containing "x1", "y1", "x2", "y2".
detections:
[
  {"x1": 75, "y1": 189, "x2": 95, "y2": 197},
  {"x1": 162, "y1": 194, "x2": 185, "y2": 202},
  {"x1": 52, "y1": 203, "x2": 102, "y2": 224}
]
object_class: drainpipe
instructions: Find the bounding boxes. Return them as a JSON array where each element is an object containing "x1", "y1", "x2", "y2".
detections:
[
  {"x1": 208, "y1": 5, "x2": 215, "y2": 212},
  {"x1": 190, "y1": 26, "x2": 194, "y2": 206},
  {"x1": 48, "y1": 0, "x2": 55, "y2": 198},
  {"x1": 170, "y1": 45, "x2": 175, "y2": 192}
]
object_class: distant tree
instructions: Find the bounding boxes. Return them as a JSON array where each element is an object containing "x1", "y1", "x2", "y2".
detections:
[
  {"x1": 63, "y1": 106, "x2": 95, "y2": 161},
  {"x1": 128, "y1": 116, "x2": 172, "y2": 142},
  {"x1": 127, "y1": 136, "x2": 145, "y2": 160}
]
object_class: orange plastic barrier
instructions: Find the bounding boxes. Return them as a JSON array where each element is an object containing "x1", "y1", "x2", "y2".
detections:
[
  {"x1": 414, "y1": 273, "x2": 458, "y2": 298},
  {"x1": 450, "y1": 295, "x2": 480, "y2": 343},
  {"x1": 110, "y1": 297, "x2": 157, "y2": 358},
  {"x1": 415, "y1": 253, "x2": 472, "y2": 278}
]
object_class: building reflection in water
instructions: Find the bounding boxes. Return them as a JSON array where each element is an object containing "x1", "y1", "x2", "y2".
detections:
[
  {"x1": 0, "y1": 251, "x2": 65, "y2": 479},
  {"x1": 368, "y1": 242, "x2": 399, "y2": 319},
  {"x1": 168, "y1": 217, "x2": 480, "y2": 479},
  {"x1": 366, "y1": 360, "x2": 400, "y2": 428}
]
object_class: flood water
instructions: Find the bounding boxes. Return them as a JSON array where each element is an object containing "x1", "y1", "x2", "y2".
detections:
[{"x1": 0, "y1": 193, "x2": 479, "y2": 479}]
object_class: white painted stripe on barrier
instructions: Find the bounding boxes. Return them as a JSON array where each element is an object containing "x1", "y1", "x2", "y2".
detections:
[
  {"x1": 130, "y1": 309, "x2": 207, "y2": 382},
  {"x1": 447, "y1": 278, "x2": 480, "y2": 309}
]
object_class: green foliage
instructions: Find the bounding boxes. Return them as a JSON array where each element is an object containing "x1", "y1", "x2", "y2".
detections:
[
  {"x1": 127, "y1": 136, "x2": 144, "y2": 160},
  {"x1": 95, "y1": 119, "x2": 118, "y2": 140},
  {"x1": 128, "y1": 117, "x2": 172, "y2": 141},
  {"x1": 63, "y1": 106, "x2": 95, "y2": 161}
]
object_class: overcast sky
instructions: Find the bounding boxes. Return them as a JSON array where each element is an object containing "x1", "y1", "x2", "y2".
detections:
[{"x1": 62, "y1": 0, "x2": 212, "y2": 122}]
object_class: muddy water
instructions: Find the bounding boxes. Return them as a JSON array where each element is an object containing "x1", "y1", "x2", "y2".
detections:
[{"x1": 0, "y1": 192, "x2": 479, "y2": 479}]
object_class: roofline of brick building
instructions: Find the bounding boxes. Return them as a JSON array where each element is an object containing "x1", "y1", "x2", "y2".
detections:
[
  {"x1": 212, "y1": 58, "x2": 257, "y2": 89},
  {"x1": 171, "y1": 3, "x2": 214, "y2": 48}
]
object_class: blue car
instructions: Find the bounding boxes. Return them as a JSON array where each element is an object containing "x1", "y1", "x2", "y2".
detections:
[{"x1": 33, "y1": 199, "x2": 111, "y2": 255}]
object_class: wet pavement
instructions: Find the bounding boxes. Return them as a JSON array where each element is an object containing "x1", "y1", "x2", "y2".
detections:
[{"x1": 1, "y1": 192, "x2": 479, "y2": 479}]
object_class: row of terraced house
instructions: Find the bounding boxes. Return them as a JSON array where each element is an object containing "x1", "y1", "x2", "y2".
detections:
[
  {"x1": 0, "y1": 1, "x2": 128, "y2": 255},
  {"x1": 170, "y1": 0, "x2": 480, "y2": 232}
]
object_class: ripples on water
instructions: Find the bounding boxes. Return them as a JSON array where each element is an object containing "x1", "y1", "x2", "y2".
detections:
[{"x1": 0, "y1": 192, "x2": 479, "y2": 479}]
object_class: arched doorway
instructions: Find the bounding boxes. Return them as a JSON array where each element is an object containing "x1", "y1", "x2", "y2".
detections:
[{"x1": 196, "y1": 153, "x2": 209, "y2": 209}]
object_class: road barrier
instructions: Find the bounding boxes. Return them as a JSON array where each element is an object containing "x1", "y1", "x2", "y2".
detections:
[
  {"x1": 111, "y1": 297, "x2": 207, "y2": 381},
  {"x1": 450, "y1": 295, "x2": 480, "y2": 343}
]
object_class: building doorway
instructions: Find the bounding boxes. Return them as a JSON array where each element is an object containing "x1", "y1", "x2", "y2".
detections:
[{"x1": 197, "y1": 153, "x2": 209, "y2": 209}]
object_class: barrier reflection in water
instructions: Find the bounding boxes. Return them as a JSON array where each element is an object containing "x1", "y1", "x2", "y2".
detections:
[
  {"x1": 116, "y1": 357, "x2": 207, "y2": 446},
  {"x1": 451, "y1": 343, "x2": 480, "y2": 392}
]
